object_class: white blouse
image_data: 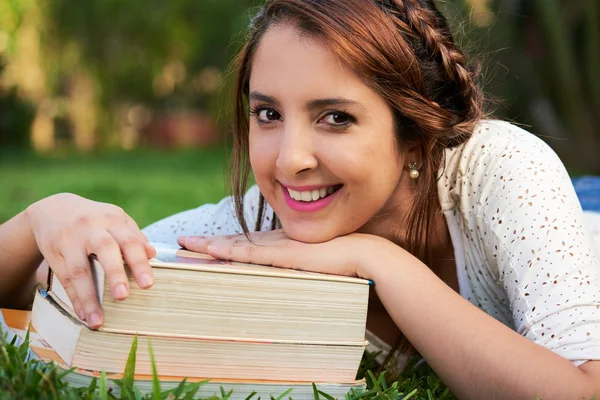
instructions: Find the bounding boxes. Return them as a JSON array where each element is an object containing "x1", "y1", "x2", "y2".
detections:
[{"x1": 143, "y1": 120, "x2": 600, "y2": 366}]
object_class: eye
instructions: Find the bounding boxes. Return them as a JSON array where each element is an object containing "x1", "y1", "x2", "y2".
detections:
[
  {"x1": 319, "y1": 111, "x2": 355, "y2": 127},
  {"x1": 260, "y1": 108, "x2": 281, "y2": 121},
  {"x1": 250, "y1": 106, "x2": 282, "y2": 124}
]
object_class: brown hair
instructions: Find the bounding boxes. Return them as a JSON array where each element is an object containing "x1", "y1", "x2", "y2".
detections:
[{"x1": 229, "y1": 0, "x2": 485, "y2": 371}]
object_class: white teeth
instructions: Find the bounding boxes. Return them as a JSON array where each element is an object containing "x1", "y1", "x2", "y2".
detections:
[
  {"x1": 288, "y1": 189, "x2": 301, "y2": 201},
  {"x1": 301, "y1": 191, "x2": 312, "y2": 202},
  {"x1": 311, "y1": 189, "x2": 319, "y2": 201},
  {"x1": 287, "y1": 186, "x2": 337, "y2": 202}
]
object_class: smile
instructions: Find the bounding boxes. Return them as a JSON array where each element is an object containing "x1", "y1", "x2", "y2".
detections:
[
  {"x1": 281, "y1": 184, "x2": 343, "y2": 212},
  {"x1": 286, "y1": 186, "x2": 341, "y2": 202}
]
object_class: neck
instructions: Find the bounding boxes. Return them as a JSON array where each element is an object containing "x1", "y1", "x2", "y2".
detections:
[{"x1": 357, "y1": 174, "x2": 450, "y2": 258}]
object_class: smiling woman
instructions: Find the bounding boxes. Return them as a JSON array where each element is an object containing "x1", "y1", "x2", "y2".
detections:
[
  {"x1": 246, "y1": 23, "x2": 407, "y2": 243},
  {"x1": 2, "y1": 1, "x2": 600, "y2": 399}
]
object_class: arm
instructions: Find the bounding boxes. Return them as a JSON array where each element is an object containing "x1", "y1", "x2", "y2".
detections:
[
  {"x1": 369, "y1": 244, "x2": 600, "y2": 400},
  {"x1": 0, "y1": 211, "x2": 44, "y2": 309}
]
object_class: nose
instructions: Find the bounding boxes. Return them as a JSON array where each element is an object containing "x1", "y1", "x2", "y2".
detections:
[{"x1": 275, "y1": 123, "x2": 318, "y2": 177}]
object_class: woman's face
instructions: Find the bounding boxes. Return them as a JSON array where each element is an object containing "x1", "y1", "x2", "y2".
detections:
[{"x1": 249, "y1": 23, "x2": 413, "y2": 243}]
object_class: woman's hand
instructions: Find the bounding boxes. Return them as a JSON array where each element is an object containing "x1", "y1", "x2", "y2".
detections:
[
  {"x1": 178, "y1": 229, "x2": 390, "y2": 280},
  {"x1": 25, "y1": 193, "x2": 156, "y2": 328}
]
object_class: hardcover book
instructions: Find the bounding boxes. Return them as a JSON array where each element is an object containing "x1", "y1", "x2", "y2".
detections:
[{"x1": 48, "y1": 242, "x2": 370, "y2": 343}]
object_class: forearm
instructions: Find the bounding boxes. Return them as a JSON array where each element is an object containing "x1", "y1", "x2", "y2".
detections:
[
  {"x1": 0, "y1": 210, "x2": 44, "y2": 308},
  {"x1": 367, "y1": 245, "x2": 599, "y2": 400}
]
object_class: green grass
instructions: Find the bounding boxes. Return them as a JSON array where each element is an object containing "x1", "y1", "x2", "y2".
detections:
[{"x1": 0, "y1": 148, "x2": 230, "y2": 228}]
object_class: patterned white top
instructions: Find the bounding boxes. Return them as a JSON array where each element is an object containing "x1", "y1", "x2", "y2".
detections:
[{"x1": 143, "y1": 120, "x2": 600, "y2": 366}]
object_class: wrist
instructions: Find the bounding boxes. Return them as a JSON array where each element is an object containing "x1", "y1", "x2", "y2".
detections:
[
  {"x1": 358, "y1": 236, "x2": 428, "y2": 283},
  {"x1": 355, "y1": 235, "x2": 401, "y2": 281}
]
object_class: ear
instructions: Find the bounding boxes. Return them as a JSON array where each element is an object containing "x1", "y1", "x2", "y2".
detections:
[{"x1": 402, "y1": 143, "x2": 423, "y2": 173}]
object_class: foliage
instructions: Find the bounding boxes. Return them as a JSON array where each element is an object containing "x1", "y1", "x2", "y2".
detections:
[
  {"x1": 0, "y1": 60, "x2": 35, "y2": 149},
  {"x1": 0, "y1": 0, "x2": 258, "y2": 150},
  {"x1": 0, "y1": 328, "x2": 97, "y2": 399},
  {"x1": 45, "y1": 0, "x2": 255, "y2": 105}
]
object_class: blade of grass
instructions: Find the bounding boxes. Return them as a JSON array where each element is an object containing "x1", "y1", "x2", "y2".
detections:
[
  {"x1": 99, "y1": 371, "x2": 109, "y2": 400},
  {"x1": 401, "y1": 388, "x2": 418, "y2": 400},
  {"x1": 316, "y1": 389, "x2": 335, "y2": 400},
  {"x1": 274, "y1": 387, "x2": 293, "y2": 400},
  {"x1": 122, "y1": 334, "x2": 139, "y2": 392},
  {"x1": 243, "y1": 391, "x2": 257, "y2": 400},
  {"x1": 147, "y1": 339, "x2": 161, "y2": 399},
  {"x1": 312, "y1": 382, "x2": 320, "y2": 400},
  {"x1": 220, "y1": 386, "x2": 234, "y2": 400}
]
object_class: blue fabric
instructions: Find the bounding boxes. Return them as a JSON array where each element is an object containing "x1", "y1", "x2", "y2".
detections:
[{"x1": 573, "y1": 176, "x2": 600, "y2": 212}]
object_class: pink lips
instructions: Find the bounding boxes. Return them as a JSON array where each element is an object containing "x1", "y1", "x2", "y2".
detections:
[{"x1": 281, "y1": 184, "x2": 340, "y2": 212}]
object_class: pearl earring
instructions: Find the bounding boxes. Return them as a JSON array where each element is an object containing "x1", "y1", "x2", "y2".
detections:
[{"x1": 408, "y1": 162, "x2": 420, "y2": 179}]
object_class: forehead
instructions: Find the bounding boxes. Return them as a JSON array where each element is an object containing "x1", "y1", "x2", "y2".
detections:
[{"x1": 249, "y1": 23, "x2": 374, "y2": 101}]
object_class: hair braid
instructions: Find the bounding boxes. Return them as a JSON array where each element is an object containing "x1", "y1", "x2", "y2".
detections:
[{"x1": 381, "y1": 0, "x2": 484, "y2": 129}]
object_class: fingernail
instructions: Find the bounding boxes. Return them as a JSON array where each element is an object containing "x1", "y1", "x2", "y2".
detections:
[
  {"x1": 114, "y1": 283, "x2": 128, "y2": 299},
  {"x1": 89, "y1": 312, "x2": 102, "y2": 327},
  {"x1": 184, "y1": 237, "x2": 198, "y2": 245},
  {"x1": 76, "y1": 308, "x2": 85, "y2": 320},
  {"x1": 140, "y1": 273, "x2": 154, "y2": 288}
]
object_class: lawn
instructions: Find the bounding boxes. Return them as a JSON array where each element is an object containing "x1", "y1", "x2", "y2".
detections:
[{"x1": 0, "y1": 148, "x2": 230, "y2": 228}]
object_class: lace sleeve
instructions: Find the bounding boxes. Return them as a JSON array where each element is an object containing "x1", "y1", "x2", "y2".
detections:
[{"x1": 142, "y1": 185, "x2": 274, "y2": 245}]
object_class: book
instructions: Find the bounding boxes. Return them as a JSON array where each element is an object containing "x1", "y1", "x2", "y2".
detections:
[
  {"x1": 48, "y1": 242, "x2": 370, "y2": 343},
  {"x1": 32, "y1": 291, "x2": 366, "y2": 382},
  {"x1": 2, "y1": 309, "x2": 366, "y2": 399}
]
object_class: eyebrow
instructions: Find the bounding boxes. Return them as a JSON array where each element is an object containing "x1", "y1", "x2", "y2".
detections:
[
  {"x1": 249, "y1": 92, "x2": 281, "y2": 107},
  {"x1": 249, "y1": 91, "x2": 365, "y2": 112}
]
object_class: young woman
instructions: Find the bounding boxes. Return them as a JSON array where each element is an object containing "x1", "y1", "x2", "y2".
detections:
[{"x1": 1, "y1": 1, "x2": 600, "y2": 398}]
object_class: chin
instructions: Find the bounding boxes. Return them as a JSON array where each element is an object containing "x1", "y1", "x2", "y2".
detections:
[{"x1": 279, "y1": 222, "x2": 340, "y2": 243}]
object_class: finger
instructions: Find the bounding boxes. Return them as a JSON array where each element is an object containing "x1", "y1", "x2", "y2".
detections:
[
  {"x1": 178, "y1": 235, "x2": 214, "y2": 253},
  {"x1": 108, "y1": 226, "x2": 154, "y2": 290},
  {"x1": 207, "y1": 242, "x2": 284, "y2": 268},
  {"x1": 143, "y1": 241, "x2": 157, "y2": 259},
  {"x1": 44, "y1": 252, "x2": 85, "y2": 320},
  {"x1": 178, "y1": 232, "x2": 268, "y2": 253},
  {"x1": 124, "y1": 215, "x2": 156, "y2": 259},
  {"x1": 86, "y1": 230, "x2": 131, "y2": 301},
  {"x1": 60, "y1": 246, "x2": 104, "y2": 328},
  {"x1": 206, "y1": 239, "x2": 341, "y2": 274}
]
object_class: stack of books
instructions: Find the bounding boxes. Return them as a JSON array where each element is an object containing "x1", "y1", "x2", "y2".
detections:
[{"x1": 26, "y1": 243, "x2": 371, "y2": 398}]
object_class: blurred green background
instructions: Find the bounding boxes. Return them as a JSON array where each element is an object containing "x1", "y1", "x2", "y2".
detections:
[{"x1": 1, "y1": 0, "x2": 599, "y2": 226}]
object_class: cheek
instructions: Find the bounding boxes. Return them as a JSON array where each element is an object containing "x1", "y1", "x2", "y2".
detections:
[
  {"x1": 249, "y1": 131, "x2": 278, "y2": 179},
  {"x1": 344, "y1": 143, "x2": 403, "y2": 208},
  {"x1": 337, "y1": 139, "x2": 402, "y2": 185}
]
